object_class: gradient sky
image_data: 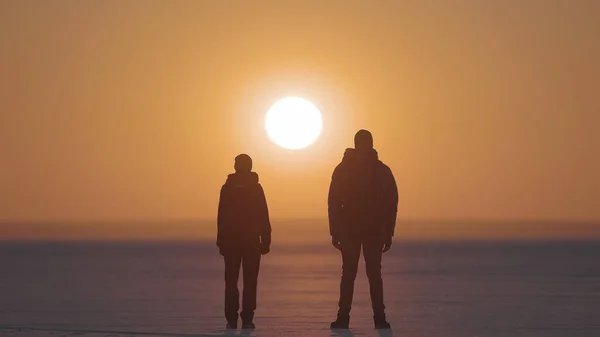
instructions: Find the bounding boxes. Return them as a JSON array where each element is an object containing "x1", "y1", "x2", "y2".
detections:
[{"x1": 1, "y1": 1, "x2": 599, "y2": 239}]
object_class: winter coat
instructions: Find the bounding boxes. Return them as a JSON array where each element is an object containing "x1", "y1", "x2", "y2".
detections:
[
  {"x1": 217, "y1": 171, "x2": 271, "y2": 251},
  {"x1": 328, "y1": 148, "x2": 398, "y2": 242}
]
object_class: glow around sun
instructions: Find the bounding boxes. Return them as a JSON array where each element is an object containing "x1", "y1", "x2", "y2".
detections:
[{"x1": 265, "y1": 96, "x2": 323, "y2": 150}]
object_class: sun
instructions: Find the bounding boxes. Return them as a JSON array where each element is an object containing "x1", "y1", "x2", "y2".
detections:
[{"x1": 265, "y1": 96, "x2": 323, "y2": 150}]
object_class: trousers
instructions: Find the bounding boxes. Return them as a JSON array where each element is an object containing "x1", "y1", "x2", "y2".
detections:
[
  {"x1": 223, "y1": 244, "x2": 261, "y2": 323},
  {"x1": 337, "y1": 238, "x2": 385, "y2": 318}
]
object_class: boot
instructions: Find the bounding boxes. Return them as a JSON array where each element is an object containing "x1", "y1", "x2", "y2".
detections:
[
  {"x1": 241, "y1": 322, "x2": 256, "y2": 330},
  {"x1": 374, "y1": 314, "x2": 391, "y2": 329},
  {"x1": 330, "y1": 314, "x2": 350, "y2": 329},
  {"x1": 241, "y1": 311, "x2": 255, "y2": 330},
  {"x1": 225, "y1": 313, "x2": 238, "y2": 329}
]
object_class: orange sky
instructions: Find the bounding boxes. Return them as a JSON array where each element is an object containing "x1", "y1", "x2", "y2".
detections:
[{"x1": 1, "y1": 1, "x2": 599, "y2": 239}]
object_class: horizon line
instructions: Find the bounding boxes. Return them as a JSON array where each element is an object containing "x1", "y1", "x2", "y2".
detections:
[{"x1": 1, "y1": 217, "x2": 598, "y2": 225}]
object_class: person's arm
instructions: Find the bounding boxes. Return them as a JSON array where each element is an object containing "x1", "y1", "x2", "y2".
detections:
[
  {"x1": 383, "y1": 165, "x2": 399, "y2": 238},
  {"x1": 257, "y1": 184, "x2": 272, "y2": 251},
  {"x1": 216, "y1": 185, "x2": 227, "y2": 248},
  {"x1": 328, "y1": 165, "x2": 344, "y2": 242}
]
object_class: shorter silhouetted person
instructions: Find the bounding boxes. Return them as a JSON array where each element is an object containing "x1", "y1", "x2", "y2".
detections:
[
  {"x1": 217, "y1": 154, "x2": 271, "y2": 330},
  {"x1": 328, "y1": 130, "x2": 398, "y2": 330}
]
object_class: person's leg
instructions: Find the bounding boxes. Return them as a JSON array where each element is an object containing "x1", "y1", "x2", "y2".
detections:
[
  {"x1": 240, "y1": 244, "x2": 261, "y2": 326},
  {"x1": 224, "y1": 252, "x2": 242, "y2": 327},
  {"x1": 338, "y1": 240, "x2": 361, "y2": 318},
  {"x1": 363, "y1": 239, "x2": 389, "y2": 328}
]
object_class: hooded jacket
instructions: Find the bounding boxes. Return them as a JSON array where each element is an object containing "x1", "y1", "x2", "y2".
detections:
[
  {"x1": 217, "y1": 171, "x2": 271, "y2": 250},
  {"x1": 328, "y1": 148, "x2": 398, "y2": 241}
]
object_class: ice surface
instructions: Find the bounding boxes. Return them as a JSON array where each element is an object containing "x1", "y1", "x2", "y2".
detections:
[{"x1": 1, "y1": 240, "x2": 599, "y2": 337}]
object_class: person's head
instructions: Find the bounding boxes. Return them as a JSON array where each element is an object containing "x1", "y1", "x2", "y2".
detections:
[
  {"x1": 234, "y1": 154, "x2": 253, "y2": 172},
  {"x1": 354, "y1": 129, "x2": 374, "y2": 150}
]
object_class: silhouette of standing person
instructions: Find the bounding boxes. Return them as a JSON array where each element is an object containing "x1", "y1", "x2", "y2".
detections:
[
  {"x1": 217, "y1": 154, "x2": 271, "y2": 330},
  {"x1": 328, "y1": 130, "x2": 398, "y2": 330}
]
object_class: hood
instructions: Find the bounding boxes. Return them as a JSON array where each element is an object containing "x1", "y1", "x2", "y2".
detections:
[
  {"x1": 341, "y1": 147, "x2": 380, "y2": 164},
  {"x1": 224, "y1": 171, "x2": 259, "y2": 187}
]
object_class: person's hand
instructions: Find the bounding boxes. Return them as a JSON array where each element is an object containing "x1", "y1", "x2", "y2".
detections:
[
  {"x1": 332, "y1": 237, "x2": 342, "y2": 250},
  {"x1": 382, "y1": 236, "x2": 392, "y2": 253},
  {"x1": 260, "y1": 245, "x2": 270, "y2": 255}
]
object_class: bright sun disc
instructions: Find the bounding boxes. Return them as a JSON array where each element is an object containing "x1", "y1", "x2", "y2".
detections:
[{"x1": 265, "y1": 96, "x2": 323, "y2": 150}]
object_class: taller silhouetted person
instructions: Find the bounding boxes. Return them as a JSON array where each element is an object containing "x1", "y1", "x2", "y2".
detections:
[
  {"x1": 328, "y1": 130, "x2": 398, "y2": 330},
  {"x1": 217, "y1": 154, "x2": 271, "y2": 330}
]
